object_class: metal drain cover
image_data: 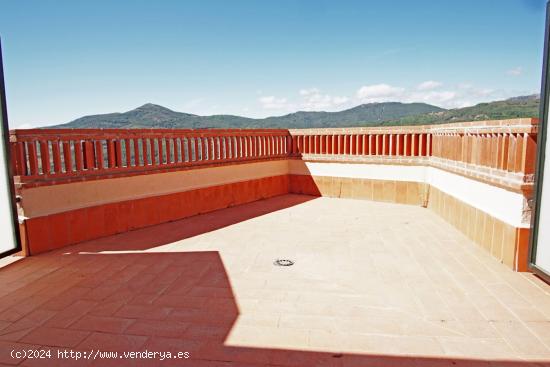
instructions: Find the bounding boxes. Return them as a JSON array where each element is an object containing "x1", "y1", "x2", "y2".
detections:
[{"x1": 274, "y1": 259, "x2": 294, "y2": 267}]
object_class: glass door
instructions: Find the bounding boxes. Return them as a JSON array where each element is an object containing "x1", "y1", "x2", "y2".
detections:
[
  {"x1": 531, "y1": 2, "x2": 550, "y2": 281},
  {"x1": 0, "y1": 38, "x2": 22, "y2": 257}
]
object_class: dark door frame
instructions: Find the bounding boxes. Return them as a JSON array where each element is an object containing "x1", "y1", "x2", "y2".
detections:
[
  {"x1": 529, "y1": 1, "x2": 550, "y2": 283},
  {"x1": 0, "y1": 37, "x2": 23, "y2": 258}
]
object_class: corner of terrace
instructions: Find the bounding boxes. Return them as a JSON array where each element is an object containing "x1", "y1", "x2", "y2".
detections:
[{"x1": 1, "y1": 117, "x2": 549, "y2": 366}]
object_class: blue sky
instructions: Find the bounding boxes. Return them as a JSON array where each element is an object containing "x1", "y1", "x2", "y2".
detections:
[{"x1": 0, "y1": 0, "x2": 547, "y2": 127}]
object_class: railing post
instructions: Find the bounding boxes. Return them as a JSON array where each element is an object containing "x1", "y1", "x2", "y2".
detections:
[
  {"x1": 61, "y1": 141, "x2": 71, "y2": 173},
  {"x1": 123, "y1": 139, "x2": 131, "y2": 167},
  {"x1": 12, "y1": 141, "x2": 27, "y2": 176},
  {"x1": 95, "y1": 140, "x2": 104, "y2": 170},
  {"x1": 134, "y1": 139, "x2": 141, "y2": 166},
  {"x1": 521, "y1": 132, "x2": 537, "y2": 175},
  {"x1": 114, "y1": 139, "x2": 123, "y2": 167}
]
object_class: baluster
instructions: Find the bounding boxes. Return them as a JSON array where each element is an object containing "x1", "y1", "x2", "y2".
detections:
[
  {"x1": 134, "y1": 139, "x2": 141, "y2": 166},
  {"x1": 148, "y1": 139, "x2": 155, "y2": 166},
  {"x1": 215, "y1": 137, "x2": 221, "y2": 160},
  {"x1": 115, "y1": 139, "x2": 123, "y2": 167},
  {"x1": 427, "y1": 133, "x2": 432, "y2": 157},
  {"x1": 62, "y1": 141, "x2": 72, "y2": 173},
  {"x1": 27, "y1": 141, "x2": 39, "y2": 175},
  {"x1": 242, "y1": 137, "x2": 247, "y2": 158},
  {"x1": 157, "y1": 138, "x2": 164, "y2": 165},
  {"x1": 177, "y1": 138, "x2": 183, "y2": 162},
  {"x1": 356, "y1": 135, "x2": 363, "y2": 155},
  {"x1": 125, "y1": 139, "x2": 132, "y2": 167},
  {"x1": 182, "y1": 137, "x2": 188, "y2": 162},
  {"x1": 223, "y1": 137, "x2": 229, "y2": 159},
  {"x1": 73, "y1": 140, "x2": 83, "y2": 171},
  {"x1": 188, "y1": 137, "x2": 194, "y2": 162},
  {"x1": 84, "y1": 141, "x2": 95, "y2": 170},
  {"x1": 500, "y1": 134, "x2": 509, "y2": 170},
  {"x1": 39, "y1": 140, "x2": 50, "y2": 175},
  {"x1": 252, "y1": 136, "x2": 257, "y2": 157},
  {"x1": 95, "y1": 140, "x2": 104, "y2": 170},
  {"x1": 107, "y1": 140, "x2": 115, "y2": 168},
  {"x1": 285, "y1": 135, "x2": 294, "y2": 156},
  {"x1": 51, "y1": 140, "x2": 62, "y2": 173},
  {"x1": 12, "y1": 142, "x2": 27, "y2": 176}
]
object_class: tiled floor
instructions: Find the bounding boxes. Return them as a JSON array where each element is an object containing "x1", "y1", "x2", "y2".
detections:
[{"x1": 1, "y1": 194, "x2": 550, "y2": 366}]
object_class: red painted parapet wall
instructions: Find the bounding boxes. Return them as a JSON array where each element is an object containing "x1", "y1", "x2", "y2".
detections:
[
  {"x1": 9, "y1": 118, "x2": 539, "y2": 271},
  {"x1": 289, "y1": 125, "x2": 432, "y2": 157},
  {"x1": 430, "y1": 120, "x2": 537, "y2": 175},
  {"x1": 288, "y1": 118, "x2": 537, "y2": 187},
  {"x1": 10, "y1": 128, "x2": 291, "y2": 187}
]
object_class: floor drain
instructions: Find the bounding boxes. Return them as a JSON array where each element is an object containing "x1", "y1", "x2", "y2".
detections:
[{"x1": 274, "y1": 259, "x2": 294, "y2": 267}]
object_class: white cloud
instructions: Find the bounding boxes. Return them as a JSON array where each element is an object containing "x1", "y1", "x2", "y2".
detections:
[
  {"x1": 257, "y1": 81, "x2": 514, "y2": 114},
  {"x1": 356, "y1": 84, "x2": 405, "y2": 103},
  {"x1": 333, "y1": 96, "x2": 349, "y2": 105},
  {"x1": 417, "y1": 80, "x2": 442, "y2": 91},
  {"x1": 258, "y1": 96, "x2": 289, "y2": 110},
  {"x1": 299, "y1": 88, "x2": 349, "y2": 110},
  {"x1": 299, "y1": 88, "x2": 319, "y2": 96},
  {"x1": 506, "y1": 67, "x2": 523, "y2": 76},
  {"x1": 354, "y1": 82, "x2": 505, "y2": 109},
  {"x1": 406, "y1": 90, "x2": 456, "y2": 104},
  {"x1": 259, "y1": 88, "x2": 350, "y2": 112}
]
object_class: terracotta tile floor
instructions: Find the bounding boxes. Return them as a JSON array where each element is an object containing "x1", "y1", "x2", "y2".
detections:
[{"x1": 1, "y1": 194, "x2": 550, "y2": 366}]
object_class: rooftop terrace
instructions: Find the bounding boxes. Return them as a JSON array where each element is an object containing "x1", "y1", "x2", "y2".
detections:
[
  {"x1": 1, "y1": 195, "x2": 550, "y2": 366},
  {"x1": 1, "y1": 118, "x2": 549, "y2": 365}
]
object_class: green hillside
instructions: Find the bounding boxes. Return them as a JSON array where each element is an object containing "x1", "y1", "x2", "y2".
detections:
[
  {"x1": 50, "y1": 102, "x2": 444, "y2": 129},
  {"x1": 49, "y1": 95, "x2": 539, "y2": 129},
  {"x1": 380, "y1": 95, "x2": 539, "y2": 126}
]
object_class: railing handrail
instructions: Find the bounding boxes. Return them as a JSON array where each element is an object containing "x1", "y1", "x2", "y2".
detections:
[
  {"x1": 10, "y1": 128, "x2": 289, "y2": 141},
  {"x1": 289, "y1": 118, "x2": 538, "y2": 135}
]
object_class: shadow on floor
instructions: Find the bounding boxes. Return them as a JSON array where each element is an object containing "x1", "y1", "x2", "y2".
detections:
[{"x1": 61, "y1": 194, "x2": 318, "y2": 253}]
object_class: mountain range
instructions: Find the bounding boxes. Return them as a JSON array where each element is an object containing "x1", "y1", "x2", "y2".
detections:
[{"x1": 49, "y1": 94, "x2": 539, "y2": 129}]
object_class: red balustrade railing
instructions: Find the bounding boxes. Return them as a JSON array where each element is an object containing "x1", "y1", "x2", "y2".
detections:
[
  {"x1": 288, "y1": 126, "x2": 432, "y2": 157},
  {"x1": 429, "y1": 118, "x2": 538, "y2": 175},
  {"x1": 10, "y1": 128, "x2": 291, "y2": 183},
  {"x1": 9, "y1": 118, "x2": 538, "y2": 186},
  {"x1": 288, "y1": 119, "x2": 538, "y2": 178}
]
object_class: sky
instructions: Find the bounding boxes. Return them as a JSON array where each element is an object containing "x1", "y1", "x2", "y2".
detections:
[{"x1": 0, "y1": 0, "x2": 547, "y2": 128}]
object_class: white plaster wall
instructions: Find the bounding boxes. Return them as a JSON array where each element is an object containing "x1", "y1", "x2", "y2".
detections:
[
  {"x1": 289, "y1": 161, "x2": 527, "y2": 228},
  {"x1": 427, "y1": 167, "x2": 527, "y2": 228},
  {"x1": 288, "y1": 160, "x2": 428, "y2": 182}
]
